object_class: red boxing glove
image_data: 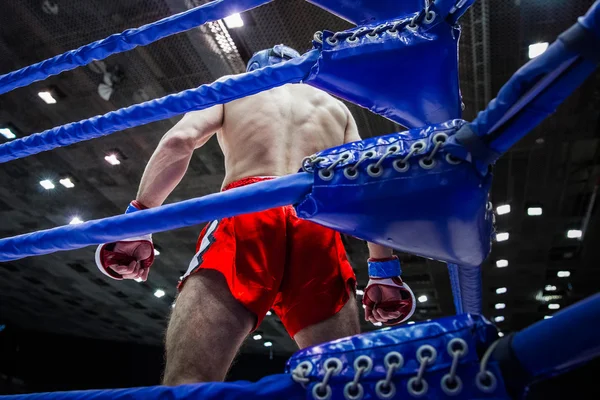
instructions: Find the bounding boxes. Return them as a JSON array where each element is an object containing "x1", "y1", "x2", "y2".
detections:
[
  {"x1": 94, "y1": 201, "x2": 155, "y2": 281},
  {"x1": 363, "y1": 256, "x2": 416, "y2": 325}
]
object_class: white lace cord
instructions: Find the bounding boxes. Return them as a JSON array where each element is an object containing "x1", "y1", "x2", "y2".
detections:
[
  {"x1": 349, "y1": 151, "x2": 374, "y2": 173},
  {"x1": 292, "y1": 361, "x2": 312, "y2": 388},
  {"x1": 302, "y1": 155, "x2": 327, "y2": 173},
  {"x1": 424, "y1": 140, "x2": 443, "y2": 162},
  {"x1": 441, "y1": 338, "x2": 468, "y2": 395},
  {"x1": 345, "y1": 365, "x2": 366, "y2": 399},
  {"x1": 476, "y1": 339, "x2": 501, "y2": 393},
  {"x1": 407, "y1": 345, "x2": 437, "y2": 397},
  {"x1": 313, "y1": 358, "x2": 342, "y2": 400},
  {"x1": 373, "y1": 146, "x2": 398, "y2": 170}
]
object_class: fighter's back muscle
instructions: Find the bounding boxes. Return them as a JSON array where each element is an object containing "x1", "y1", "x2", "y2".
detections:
[{"x1": 217, "y1": 84, "x2": 347, "y2": 186}]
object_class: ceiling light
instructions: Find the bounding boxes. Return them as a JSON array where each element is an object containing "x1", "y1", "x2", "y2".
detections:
[
  {"x1": 408, "y1": 321, "x2": 415, "y2": 325},
  {"x1": 38, "y1": 91, "x2": 57, "y2": 104},
  {"x1": 496, "y1": 287, "x2": 507, "y2": 295},
  {"x1": 69, "y1": 217, "x2": 83, "y2": 225},
  {"x1": 362, "y1": 304, "x2": 366, "y2": 309},
  {"x1": 548, "y1": 303, "x2": 560, "y2": 310},
  {"x1": 356, "y1": 289, "x2": 364, "y2": 296},
  {"x1": 253, "y1": 334, "x2": 262, "y2": 340},
  {"x1": 105, "y1": 154, "x2": 121, "y2": 165},
  {"x1": 59, "y1": 178, "x2": 75, "y2": 188},
  {"x1": 496, "y1": 232, "x2": 509, "y2": 242},
  {"x1": 496, "y1": 204, "x2": 511, "y2": 215},
  {"x1": 529, "y1": 42, "x2": 549, "y2": 59},
  {"x1": 495, "y1": 303, "x2": 506, "y2": 310},
  {"x1": 557, "y1": 271, "x2": 570, "y2": 278},
  {"x1": 498, "y1": 332, "x2": 504, "y2": 337},
  {"x1": 418, "y1": 295, "x2": 428, "y2": 303},
  {"x1": 567, "y1": 230, "x2": 582, "y2": 239},
  {"x1": 223, "y1": 13, "x2": 244, "y2": 28},
  {"x1": 0, "y1": 127, "x2": 16, "y2": 140},
  {"x1": 154, "y1": 248, "x2": 160, "y2": 256},
  {"x1": 373, "y1": 322, "x2": 382, "y2": 326},
  {"x1": 527, "y1": 207, "x2": 543, "y2": 216},
  {"x1": 154, "y1": 289, "x2": 165, "y2": 298},
  {"x1": 496, "y1": 259, "x2": 509, "y2": 268},
  {"x1": 263, "y1": 341, "x2": 273, "y2": 347},
  {"x1": 39, "y1": 179, "x2": 55, "y2": 190},
  {"x1": 544, "y1": 315, "x2": 553, "y2": 319},
  {"x1": 494, "y1": 316, "x2": 505, "y2": 323},
  {"x1": 266, "y1": 311, "x2": 272, "y2": 316},
  {"x1": 545, "y1": 285, "x2": 557, "y2": 291}
]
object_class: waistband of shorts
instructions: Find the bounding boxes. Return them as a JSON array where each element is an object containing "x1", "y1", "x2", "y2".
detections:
[{"x1": 223, "y1": 176, "x2": 278, "y2": 191}]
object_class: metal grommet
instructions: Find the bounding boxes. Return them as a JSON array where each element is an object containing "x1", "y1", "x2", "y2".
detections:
[
  {"x1": 393, "y1": 159, "x2": 410, "y2": 173},
  {"x1": 354, "y1": 355, "x2": 373, "y2": 374},
  {"x1": 476, "y1": 371, "x2": 497, "y2": 393},
  {"x1": 384, "y1": 352, "x2": 404, "y2": 369},
  {"x1": 366, "y1": 32, "x2": 379, "y2": 40},
  {"x1": 367, "y1": 164, "x2": 384, "y2": 178},
  {"x1": 387, "y1": 145, "x2": 400, "y2": 154},
  {"x1": 338, "y1": 152, "x2": 351, "y2": 161},
  {"x1": 387, "y1": 28, "x2": 399, "y2": 36},
  {"x1": 323, "y1": 358, "x2": 343, "y2": 374},
  {"x1": 432, "y1": 132, "x2": 448, "y2": 144},
  {"x1": 447, "y1": 338, "x2": 469, "y2": 357},
  {"x1": 296, "y1": 361, "x2": 313, "y2": 376},
  {"x1": 407, "y1": 377, "x2": 428, "y2": 397},
  {"x1": 407, "y1": 21, "x2": 419, "y2": 32},
  {"x1": 326, "y1": 36, "x2": 339, "y2": 46},
  {"x1": 363, "y1": 150, "x2": 376, "y2": 158},
  {"x1": 445, "y1": 153, "x2": 462, "y2": 165},
  {"x1": 441, "y1": 374, "x2": 463, "y2": 396},
  {"x1": 424, "y1": 10, "x2": 437, "y2": 24},
  {"x1": 411, "y1": 140, "x2": 426, "y2": 153},
  {"x1": 375, "y1": 381, "x2": 396, "y2": 399},
  {"x1": 486, "y1": 201, "x2": 493, "y2": 211},
  {"x1": 318, "y1": 169, "x2": 335, "y2": 181},
  {"x1": 346, "y1": 36, "x2": 359, "y2": 44},
  {"x1": 312, "y1": 383, "x2": 332, "y2": 400},
  {"x1": 343, "y1": 382, "x2": 364, "y2": 400},
  {"x1": 344, "y1": 167, "x2": 359, "y2": 180},
  {"x1": 416, "y1": 345, "x2": 437, "y2": 365},
  {"x1": 419, "y1": 158, "x2": 436, "y2": 170}
]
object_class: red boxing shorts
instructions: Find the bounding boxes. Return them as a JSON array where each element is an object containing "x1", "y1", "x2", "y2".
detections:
[{"x1": 180, "y1": 176, "x2": 356, "y2": 337}]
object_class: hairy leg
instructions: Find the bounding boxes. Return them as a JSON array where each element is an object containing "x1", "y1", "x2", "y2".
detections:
[
  {"x1": 163, "y1": 269, "x2": 255, "y2": 385},
  {"x1": 293, "y1": 293, "x2": 360, "y2": 349}
]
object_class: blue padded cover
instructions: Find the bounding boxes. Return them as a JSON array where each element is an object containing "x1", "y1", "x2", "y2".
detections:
[
  {"x1": 0, "y1": 374, "x2": 304, "y2": 400},
  {"x1": 0, "y1": 0, "x2": 273, "y2": 95},
  {"x1": 0, "y1": 51, "x2": 319, "y2": 164},
  {"x1": 296, "y1": 120, "x2": 494, "y2": 267},
  {"x1": 304, "y1": 0, "x2": 425, "y2": 25},
  {"x1": 287, "y1": 314, "x2": 507, "y2": 400},
  {"x1": 0, "y1": 174, "x2": 312, "y2": 262},
  {"x1": 305, "y1": 6, "x2": 464, "y2": 128}
]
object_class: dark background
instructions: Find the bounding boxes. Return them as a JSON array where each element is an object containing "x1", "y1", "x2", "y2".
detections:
[{"x1": 1, "y1": 0, "x2": 599, "y2": 394}]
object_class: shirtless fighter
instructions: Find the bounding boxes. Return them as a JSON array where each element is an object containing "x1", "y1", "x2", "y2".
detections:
[{"x1": 94, "y1": 45, "x2": 416, "y2": 385}]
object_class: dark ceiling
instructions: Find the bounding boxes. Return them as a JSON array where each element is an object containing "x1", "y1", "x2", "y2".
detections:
[{"x1": 0, "y1": 0, "x2": 598, "y2": 359}]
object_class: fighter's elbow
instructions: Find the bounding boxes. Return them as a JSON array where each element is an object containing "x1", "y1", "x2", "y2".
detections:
[{"x1": 160, "y1": 129, "x2": 199, "y2": 152}]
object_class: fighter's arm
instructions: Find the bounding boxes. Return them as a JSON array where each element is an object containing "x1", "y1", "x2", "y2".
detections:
[{"x1": 136, "y1": 105, "x2": 224, "y2": 208}]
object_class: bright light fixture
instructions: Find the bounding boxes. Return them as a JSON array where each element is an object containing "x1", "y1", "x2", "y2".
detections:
[
  {"x1": 69, "y1": 217, "x2": 83, "y2": 225},
  {"x1": 154, "y1": 248, "x2": 161, "y2": 256},
  {"x1": 496, "y1": 287, "x2": 507, "y2": 295},
  {"x1": 266, "y1": 311, "x2": 272, "y2": 316},
  {"x1": 529, "y1": 42, "x2": 549, "y2": 59},
  {"x1": 356, "y1": 289, "x2": 364, "y2": 296},
  {"x1": 418, "y1": 295, "x2": 428, "y2": 303},
  {"x1": 548, "y1": 303, "x2": 560, "y2": 310},
  {"x1": 495, "y1": 303, "x2": 506, "y2": 310},
  {"x1": 544, "y1": 315, "x2": 553, "y2": 319},
  {"x1": 253, "y1": 334, "x2": 262, "y2": 340},
  {"x1": 154, "y1": 289, "x2": 166, "y2": 298},
  {"x1": 223, "y1": 13, "x2": 244, "y2": 28},
  {"x1": 496, "y1": 204, "x2": 511, "y2": 215},
  {"x1": 496, "y1": 232, "x2": 509, "y2": 242},
  {"x1": 373, "y1": 322, "x2": 383, "y2": 327},
  {"x1": 40, "y1": 179, "x2": 55, "y2": 190},
  {"x1": 263, "y1": 341, "x2": 273, "y2": 347},
  {"x1": 527, "y1": 207, "x2": 543, "y2": 216},
  {"x1": 407, "y1": 321, "x2": 415, "y2": 325},
  {"x1": 567, "y1": 230, "x2": 582, "y2": 239},
  {"x1": 498, "y1": 332, "x2": 505, "y2": 337},
  {"x1": 59, "y1": 178, "x2": 75, "y2": 188},
  {"x1": 38, "y1": 91, "x2": 57, "y2": 104},
  {"x1": 104, "y1": 154, "x2": 121, "y2": 166},
  {"x1": 545, "y1": 285, "x2": 557, "y2": 292},
  {"x1": 496, "y1": 259, "x2": 509, "y2": 268},
  {"x1": 0, "y1": 128, "x2": 16, "y2": 139},
  {"x1": 494, "y1": 316, "x2": 505, "y2": 323},
  {"x1": 557, "y1": 271, "x2": 571, "y2": 278}
]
